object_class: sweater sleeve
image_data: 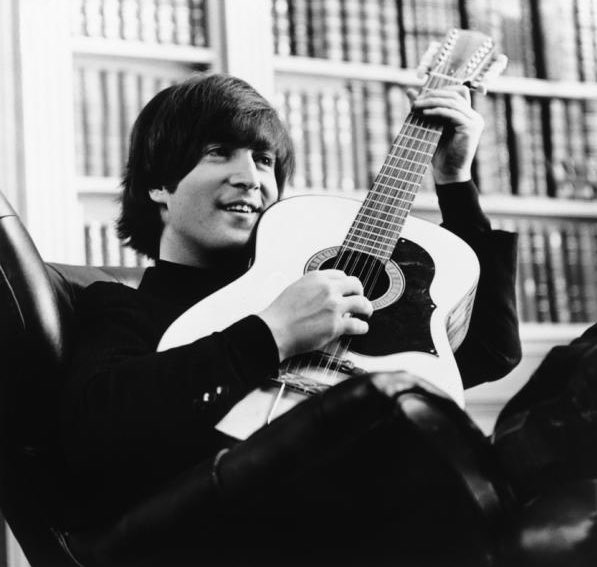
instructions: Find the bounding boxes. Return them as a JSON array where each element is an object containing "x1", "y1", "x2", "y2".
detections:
[
  {"x1": 61, "y1": 282, "x2": 279, "y2": 503},
  {"x1": 435, "y1": 181, "x2": 522, "y2": 388}
]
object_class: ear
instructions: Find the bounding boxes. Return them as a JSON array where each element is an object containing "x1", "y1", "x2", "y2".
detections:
[{"x1": 148, "y1": 187, "x2": 170, "y2": 205}]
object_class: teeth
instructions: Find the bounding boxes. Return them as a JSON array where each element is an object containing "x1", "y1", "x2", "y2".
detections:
[{"x1": 225, "y1": 204, "x2": 256, "y2": 213}]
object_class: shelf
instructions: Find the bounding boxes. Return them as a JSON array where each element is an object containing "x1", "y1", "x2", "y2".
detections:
[
  {"x1": 285, "y1": 186, "x2": 597, "y2": 219},
  {"x1": 274, "y1": 55, "x2": 597, "y2": 99},
  {"x1": 71, "y1": 36, "x2": 215, "y2": 65}
]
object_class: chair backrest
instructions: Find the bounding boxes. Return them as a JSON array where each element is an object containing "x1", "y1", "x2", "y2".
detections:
[{"x1": 0, "y1": 191, "x2": 144, "y2": 566}]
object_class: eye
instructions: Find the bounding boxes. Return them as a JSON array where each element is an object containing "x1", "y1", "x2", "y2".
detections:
[
  {"x1": 204, "y1": 145, "x2": 229, "y2": 158},
  {"x1": 255, "y1": 152, "x2": 275, "y2": 168}
]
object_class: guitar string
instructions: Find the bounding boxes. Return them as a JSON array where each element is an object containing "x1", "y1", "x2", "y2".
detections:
[
  {"x1": 314, "y1": 69, "x2": 450, "y2": 380},
  {"x1": 319, "y1": 67, "x2": 449, "y2": 380},
  {"x1": 291, "y1": 68, "x2": 447, "y2": 385},
  {"x1": 282, "y1": 61, "x2": 457, "y2": 389}
]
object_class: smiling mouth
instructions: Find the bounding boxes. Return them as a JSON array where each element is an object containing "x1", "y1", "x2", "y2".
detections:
[{"x1": 223, "y1": 203, "x2": 260, "y2": 214}]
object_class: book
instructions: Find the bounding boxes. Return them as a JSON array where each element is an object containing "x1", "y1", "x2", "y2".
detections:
[
  {"x1": 578, "y1": 221, "x2": 597, "y2": 321},
  {"x1": 272, "y1": 0, "x2": 292, "y2": 56},
  {"x1": 310, "y1": 0, "x2": 343, "y2": 60},
  {"x1": 102, "y1": 68, "x2": 123, "y2": 178},
  {"x1": 83, "y1": 0, "x2": 103, "y2": 37},
  {"x1": 529, "y1": 221, "x2": 553, "y2": 322},
  {"x1": 363, "y1": 81, "x2": 390, "y2": 188},
  {"x1": 545, "y1": 224, "x2": 571, "y2": 323},
  {"x1": 81, "y1": 66, "x2": 104, "y2": 177},
  {"x1": 121, "y1": 0, "x2": 140, "y2": 41},
  {"x1": 508, "y1": 95, "x2": 534, "y2": 196},
  {"x1": 173, "y1": 0, "x2": 192, "y2": 45},
  {"x1": 139, "y1": 0, "x2": 159, "y2": 43},
  {"x1": 102, "y1": 0, "x2": 121, "y2": 39},
  {"x1": 362, "y1": 0, "x2": 384, "y2": 65},
  {"x1": 319, "y1": 87, "x2": 341, "y2": 191},
  {"x1": 190, "y1": 0, "x2": 207, "y2": 47},
  {"x1": 288, "y1": 0, "x2": 310, "y2": 57},
  {"x1": 379, "y1": 0, "x2": 402, "y2": 68},
  {"x1": 336, "y1": 87, "x2": 356, "y2": 192},
  {"x1": 528, "y1": 98, "x2": 548, "y2": 196},
  {"x1": 575, "y1": 0, "x2": 597, "y2": 82},
  {"x1": 156, "y1": 0, "x2": 176, "y2": 44},
  {"x1": 341, "y1": 0, "x2": 365, "y2": 62},
  {"x1": 561, "y1": 221, "x2": 586, "y2": 322},
  {"x1": 280, "y1": 87, "x2": 308, "y2": 191},
  {"x1": 535, "y1": 0, "x2": 579, "y2": 80},
  {"x1": 348, "y1": 80, "x2": 369, "y2": 191},
  {"x1": 303, "y1": 88, "x2": 325, "y2": 189}
]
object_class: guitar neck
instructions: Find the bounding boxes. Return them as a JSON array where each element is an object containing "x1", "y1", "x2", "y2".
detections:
[{"x1": 342, "y1": 111, "x2": 443, "y2": 262}]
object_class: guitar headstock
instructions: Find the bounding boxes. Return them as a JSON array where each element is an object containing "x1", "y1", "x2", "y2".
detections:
[{"x1": 417, "y1": 29, "x2": 508, "y2": 94}]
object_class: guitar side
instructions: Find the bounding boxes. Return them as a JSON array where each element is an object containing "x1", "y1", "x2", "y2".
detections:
[{"x1": 158, "y1": 194, "x2": 479, "y2": 407}]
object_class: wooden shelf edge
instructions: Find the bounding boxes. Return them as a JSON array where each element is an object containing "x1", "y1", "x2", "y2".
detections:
[
  {"x1": 71, "y1": 36, "x2": 215, "y2": 64},
  {"x1": 274, "y1": 56, "x2": 597, "y2": 99}
]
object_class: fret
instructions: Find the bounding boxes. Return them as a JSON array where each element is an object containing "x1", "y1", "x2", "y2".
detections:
[
  {"x1": 391, "y1": 134, "x2": 438, "y2": 149},
  {"x1": 342, "y1": 239, "x2": 395, "y2": 257},
  {"x1": 400, "y1": 121, "x2": 441, "y2": 136},
  {"x1": 345, "y1": 231, "x2": 397, "y2": 246},
  {"x1": 358, "y1": 205, "x2": 412, "y2": 222},
  {"x1": 377, "y1": 155, "x2": 432, "y2": 169},
  {"x1": 375, "y1": 165, "x2": 427, "y2": 179},
  {"x1": 388, "y1": 147, "x2": 435, "y2": 161},
  {"x1": 372, "y1": 178, "x2": 420, "y2": 192},
  {"x1": 352, "y1": 218, "x2": 403, "y2": 235}
]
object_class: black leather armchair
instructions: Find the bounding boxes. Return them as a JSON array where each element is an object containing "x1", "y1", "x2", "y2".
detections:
[{"x1": 2, "y1": 188, "x2": 592, "y2": 567}]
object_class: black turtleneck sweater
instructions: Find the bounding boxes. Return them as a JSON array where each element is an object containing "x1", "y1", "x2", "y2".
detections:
[{"x1": 60, "y1": 181, "x2": 521, "y2": 525}]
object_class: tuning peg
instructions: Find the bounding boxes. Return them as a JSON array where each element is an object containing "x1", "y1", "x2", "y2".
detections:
[{"x1": 416, "y1": 41, "x2": 441, "y2": 78}]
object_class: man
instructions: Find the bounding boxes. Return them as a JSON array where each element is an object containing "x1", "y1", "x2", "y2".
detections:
[{"x1": 61, "y1": 73, "x2": 520, "y2": 564}]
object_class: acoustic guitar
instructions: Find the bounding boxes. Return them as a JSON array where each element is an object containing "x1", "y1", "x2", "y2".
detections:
[{"x1": 158, "y1": 29, "x2": 506, "y2": 440}]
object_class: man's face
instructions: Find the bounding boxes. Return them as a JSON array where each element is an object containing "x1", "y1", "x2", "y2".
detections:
[{"x1": 150, "y1": 144, "x2": 279, "y2": 267}]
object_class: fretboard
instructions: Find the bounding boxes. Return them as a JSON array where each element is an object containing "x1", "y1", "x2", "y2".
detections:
[{"x1": 342, "y1": 111, "x2": 443, "y2": 262}]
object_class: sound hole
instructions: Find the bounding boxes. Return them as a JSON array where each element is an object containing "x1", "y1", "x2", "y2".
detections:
[{"x1": 305, "y1": 247, "x2": 405, "y2": 310}]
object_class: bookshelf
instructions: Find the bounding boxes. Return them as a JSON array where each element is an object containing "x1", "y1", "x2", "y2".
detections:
[
  {"x1": 4, "y1": 0, "x2": 597, "y2": 434},
  {"x1": 0, "y1": 1, "x2": 596, "y2": 563}
]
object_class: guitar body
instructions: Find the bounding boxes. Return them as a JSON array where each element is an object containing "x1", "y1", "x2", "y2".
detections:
[{"x1": 159, "y1": 194, "x2": 479, "y2": 438}]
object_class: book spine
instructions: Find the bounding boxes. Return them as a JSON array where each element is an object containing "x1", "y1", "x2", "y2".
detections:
[
  {"x1": 545, "y1": 224, "x2": 571, "y2": 323},
  {"x1": 508, "y1": 95, "x2": 534, "y2": 196},
  {"x1": 341, "y1": 0, "x2": 364, "y2": 62},
  {"x1": 303, "y1": 88, "x2": 324, "y2": 189},
  {"x1": 272, "y1": 0, "x2": 292, "y2": 56},
  {"x1": 515, "y1": 219, "x2": 539, "y2": 322},
  {"x1": 102, "y1": 0, "x2": 121, "y2": 39},
  {"x1": 82, "y1": 66, "x2": 105, "y2": 177},
  {"x1": 536, "y1": 0, "x2": 579, "y2": 80},
  {"x1": 156, "y1": 0, "x2": 176, "y2": 44},
  {"x1": 562, "y1": 221, "x2": 587, "y2": 322},
  {"x1": 103, "y1": 68, "x2": 123, "y2": 178},
  {"x1": 578, "y1": 221, "x2": 597, "y2": 321},
  {"x1": 529, "y1": 221, "x2": 553, "y2": 322},
  {"x1": 320, "y1": 87, "x2": 341, "y2": 191},
  {"x1": 121, "y1": 0, "x2": 140, "y2": 41},
  {"x1": 363, "y1": 81, "x2": 390, "y2": 188},
  {"x1": 336, "y1": 87, "x2": 356, "y2": 192},
  {"x1": 172, "y1": 0, "x2": 192, "y2": 45},
  {"x1": 84, "y1": 0, "x2": 104, "y2": 37},
  {"x1": 379, "y1": 0, "x2": 401, "y2": 68},
  {"x1": 139, "y1": 0, "x2": 158, "y2": 42},
  {"x1": 282, "y1": 87, "x2": 308, "y2": 191},
  {"x1": 362, "y1": 0, "x2": 384, "y2": 65},
  {"x1": 529, "y1": 98, "x2": 548, "y2": 196},
  {"x1": 189, "y1": 0, "x2": 207, "y2": 47}
]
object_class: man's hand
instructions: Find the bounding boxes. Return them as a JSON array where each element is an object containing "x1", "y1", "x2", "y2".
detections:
[
  {"x1": 408, "y1": 85, "x2": 484, "y2": 184},
  {"x1": 258, "y1": 270, "x2": 373, "y2": 361}
]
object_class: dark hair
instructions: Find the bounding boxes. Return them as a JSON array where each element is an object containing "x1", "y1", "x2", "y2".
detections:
[{"x1": 117, "y1": 73, "x2": 295, "y2": 259}]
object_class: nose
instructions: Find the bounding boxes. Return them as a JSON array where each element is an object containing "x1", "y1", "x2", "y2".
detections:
[{"x1": 228, "y1": 149, "x2": 260, "y2": 191}]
